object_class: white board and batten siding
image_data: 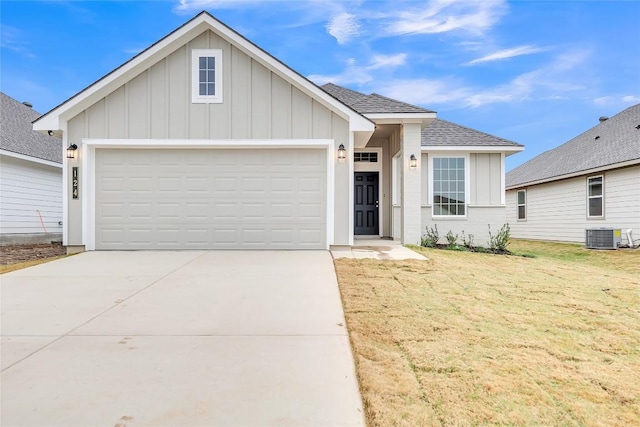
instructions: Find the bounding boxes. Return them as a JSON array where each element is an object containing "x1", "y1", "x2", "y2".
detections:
[
  {"x1": 94, "y1": 148, "x2": 327, "y2": 250},
  {"x1": 65, "y1": 29, "x2": 350, "y2": 249},
  {"x1": 0, "y1": 155, "x2": 62, "y2": 242},
  {"x1": 413, "y1": 152, "x2": 506, "y2": 245},
  {"x1": 506, "y1": 165, "x2": 640, "y2": 243}
]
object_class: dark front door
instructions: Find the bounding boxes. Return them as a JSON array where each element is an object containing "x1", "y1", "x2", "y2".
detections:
[{"x1": 354, "y1": 172, "x2": 379, "y2": 235}]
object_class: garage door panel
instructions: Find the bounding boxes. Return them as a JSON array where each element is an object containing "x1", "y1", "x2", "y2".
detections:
[{"x1": 95, "y1": 148, "x2": 327, "y2": 249}]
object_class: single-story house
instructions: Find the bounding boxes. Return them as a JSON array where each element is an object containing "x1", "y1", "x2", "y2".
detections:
[
  {"x1": 1, "y1": 92, "x2": 63, "y2": 245},
  {"x1": 506, "y1": 104, "x2": 640, "y2": 244},
  {"x1": 33, "y1": 12, "x2": 522, "y2": 252}
]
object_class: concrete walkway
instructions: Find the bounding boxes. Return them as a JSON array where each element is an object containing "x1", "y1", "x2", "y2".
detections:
[
  {"x1": 331, "y1": 239, "x2": 427, "y2": 260},
  {"x1": 1, "y1": 251, "x2": 364, "y2": 427}
]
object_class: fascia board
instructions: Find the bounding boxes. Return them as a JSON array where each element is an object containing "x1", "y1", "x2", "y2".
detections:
[
  {"x1": 34, "y1": 13, "x2": 374, "y2": 134},
  {"x1": 0, "y1": 149, "x2": 62, "y2": 168},
  {"x1": 366, "y1": 113, "x2": 437, "y2": 123},
  {"x1": 212, "y1": 18, "x2": 373, "y2": 131},
  {"x1": 422, "y1": 145, "x2": 524, "y2": 154},
  {"x1": 505, "y1": 158, "x2": 640, "y2": 190},
  {"x1": 34, "y1": 20, "x2": 210, "y2": 131}
]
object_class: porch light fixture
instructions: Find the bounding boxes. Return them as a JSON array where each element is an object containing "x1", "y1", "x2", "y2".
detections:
[
  {"x1": 337, "y1": 144, "x2": 346, "y2": 160},
  {"x1": 409, "y1": 154, "x2": 417, "y2": 168},
  {"x1": 66, "y1": 144, "x2": 78, "y2": 159}
]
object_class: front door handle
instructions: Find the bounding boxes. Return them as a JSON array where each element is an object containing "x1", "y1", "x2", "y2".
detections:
[{"x1": 375, "y1": 201, "x2": 379, "y2": 208}]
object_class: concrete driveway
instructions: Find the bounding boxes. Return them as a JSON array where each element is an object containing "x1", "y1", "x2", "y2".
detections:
[{"x1": 1, "y1": 251, "x2": 364, "y2": 427}]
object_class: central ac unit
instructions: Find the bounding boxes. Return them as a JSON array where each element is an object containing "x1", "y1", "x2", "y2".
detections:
[{"x1": 585, "y1": 228, "x2": 621, "y2": 250}]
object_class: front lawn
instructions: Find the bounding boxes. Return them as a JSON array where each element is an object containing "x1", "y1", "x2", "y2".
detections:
[{"x1": 334, "y1": 240, "x2": 640, "y2": 426}]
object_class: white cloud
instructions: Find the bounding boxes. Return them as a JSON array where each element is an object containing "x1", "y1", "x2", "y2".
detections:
[
  {"x1": 368, "y1": 53, "x2": 407, "y2": 70},
  {"x1": 467, "y1": 45, "x2": 546, "y2": 65},
  {"x1": 327, "y1": 12, "x2": 361, "y2": 44},
  {"x1": 622, "y1": 95, "x2": 640, "y2": 103},
  {"x1": 308, "y1": 53, "x2": 408, "y2": 86},
  {"x1": 0, "y1": 25, "x2": 36, "y2": 59},
  {"x1": 375, "y1": 49, "x2": 591, "y2": 109},
  {"x1": 384, "y1": 0, "x2": 509, "y2": 36}
]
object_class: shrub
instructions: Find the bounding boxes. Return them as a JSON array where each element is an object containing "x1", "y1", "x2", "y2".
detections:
[
  {"x1": 488, "y1": 223, "x2": 511, "y2": 253},
  {"x1": 445, "y1": 230, "x2": 459, "y2": 250},
  {"x1": 421, "y1": 225, "x2": 440, "y2": 248},
  {"x1": 461, "y1": 230, "x2": 475, "y2": 249}
]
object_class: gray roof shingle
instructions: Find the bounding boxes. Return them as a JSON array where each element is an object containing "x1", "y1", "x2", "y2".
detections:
[
  {"x1": 506, "y1": 104, "x2": 640, "y2": 188},
  {"x1": 1, "y1": 92, "x2": 62, "y2": 164},
  {"x1": 422, "y1": 118, "x2": 522, "y2": 147},
  {"x1": 322, "y1": 83, "x2": 434, "y2": 114}
]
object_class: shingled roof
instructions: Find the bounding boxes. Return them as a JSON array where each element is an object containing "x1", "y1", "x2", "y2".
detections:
[
  {"x1": 1, "y1": 92, "x2": 61, "y2": 164},
  {"x1": 422, "y1": 118, "x2": 522, "y2": 147},
  {"x1": 506, "y1": 104, "x2": 640, "y2": 188},
  {"x1": 322, "y1": 83, "x2": 434, "y2": 114}
]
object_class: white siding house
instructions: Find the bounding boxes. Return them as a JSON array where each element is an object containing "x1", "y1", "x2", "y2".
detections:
[
  {"x1": 506, "y1": 104, "x2": 640, "y2": 245},
  {"x1": 1, "y1": 92, "x2": 63, "y2": 245},
  {"x1": 33, "y1": 12, "x2": 521, "y2": 252}
]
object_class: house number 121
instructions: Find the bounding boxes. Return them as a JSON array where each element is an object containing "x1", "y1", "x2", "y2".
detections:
[{"x1": 72, "y1": 167, "x2": 79, "y2": 199}]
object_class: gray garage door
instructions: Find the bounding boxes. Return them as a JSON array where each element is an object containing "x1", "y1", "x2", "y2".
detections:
[{"x1": 95, "y1": 148, "x2": 327, "y2": 249}]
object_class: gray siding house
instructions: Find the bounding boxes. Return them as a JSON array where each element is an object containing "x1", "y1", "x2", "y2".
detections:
[
  {"x1": 1, "y1": 92, "x2": 62, "y2": 245},
  {"x1": 33, "y1": 12, "x2": 522, "y2": 252},
  {"x1": 506, "y1": 104, "x2": 640, "y2": 244}
]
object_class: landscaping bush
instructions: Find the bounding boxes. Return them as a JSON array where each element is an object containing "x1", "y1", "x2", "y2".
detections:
[
  {"x1": 487, "y1": 223, "x2": 511, "y2": 253},
  {"x1": 445, "y1": 230, "x2": 460, "y2": 250},
  {"x1": 421, "y1": 225, "x2": 439, "y2": 248}
]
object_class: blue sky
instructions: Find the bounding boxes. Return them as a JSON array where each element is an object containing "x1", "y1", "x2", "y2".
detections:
[{"x1": 2, "y1": 0, "x2": 639, "y2": 170}]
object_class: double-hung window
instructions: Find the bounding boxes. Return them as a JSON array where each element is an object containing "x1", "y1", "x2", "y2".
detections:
[
  {"x1": 587, "y1": 175, "x2": 604, "y2": 218},
  {"x1": 192, "y1": 49, "x2": 222, "y2": 103},
  {"x1": 517, "y1": 190, "x2": 526, "y2": 220},
  {"x1": 433, "y1": 157, "x2": 466, "y2": 216}
]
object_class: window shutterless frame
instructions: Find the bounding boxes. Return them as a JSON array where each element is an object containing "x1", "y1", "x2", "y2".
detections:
[
  {"x1": 191, "y1": 49, "x2": 223, "y2": 103},
  {"x1": 587, "y1": 175, "x2": 604, "y2": 218},
  {"x1": 517, "y1": 189, "x2": 526, "y2": 220},
  {"x1": 431, "y1": 156, "x2": 467, "y2": 217}
]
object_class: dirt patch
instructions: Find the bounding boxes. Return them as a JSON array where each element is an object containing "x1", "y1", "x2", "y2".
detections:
[{"x1": 1, "y1": 243, "x2": 66, "y2": 266}]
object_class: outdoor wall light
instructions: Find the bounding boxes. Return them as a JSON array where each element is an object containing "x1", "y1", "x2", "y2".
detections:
[
  {"x1": 66, "y1": 144, "x2": 78, "y2": 159},
  {"x1": 47, "y1": 130, "x2": 55, "y2": 136},
  {"x1": 337, "y1": 144, "x2": 346, "y2": 160},
  {"x1": 409, "y1": 154, "x2": 417, "y2": 168}
]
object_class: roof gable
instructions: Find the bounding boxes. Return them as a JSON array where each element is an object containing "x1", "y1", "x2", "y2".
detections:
[
  {"x1": 1, "y1": 92, "x2": 61, "y2": 164},
  {"x1": 422, "y1": 118, "x2": 522, "y2": 148},
  {"x1": 34, "y1": 12, "x2": 373, "y2": 133},
  {"x1": 506, "y1": 104, "x2": 640, "y2": 188}
]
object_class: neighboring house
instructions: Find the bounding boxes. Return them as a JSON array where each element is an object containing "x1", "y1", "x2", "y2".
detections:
[
  {"x1": 506, "y1": 104, "x2": 640, "y2": 244},
  {"x1": 33, "y1": 12, "x2": 522, "y2": 252},
  {"x1": 1, "y1": 92, "x2": 63, "y2": 245}
]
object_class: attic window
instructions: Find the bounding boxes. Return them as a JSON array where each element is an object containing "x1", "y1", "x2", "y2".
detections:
[{"x1": 192, "y1": 49, "x2": 222, "y2": 103}]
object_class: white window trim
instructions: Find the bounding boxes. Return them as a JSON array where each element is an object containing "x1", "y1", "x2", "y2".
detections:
[
  {"x1": 429, "y1": 153, "x2": 470, "y2": 219},
  {"x1": 191, "y1": 49, "x2": 223, "y2": 104},
  {"x1": 587, "y1": 175, "x2": 604, "y2": 219},
  {"x1": 392, "y1": 152, "x2": 401, "y2": 206},
  {"x1": 517, "y1": 189, "x2": 527, "y2": 221}
]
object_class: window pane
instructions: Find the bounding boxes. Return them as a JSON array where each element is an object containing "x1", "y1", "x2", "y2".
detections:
[
  {"x1": 589, "y1": 181, "x2": 603, "y2": 196},
  {"x1": 517, "y1": 191, "x2": 525, "y2": 205},
  {"x1": 518, "y1": 206, "x2": 526, "y2": 219},
  {"x1": 433, "y1": 157, "x2": 465, "y2": 216},
  {"x1": 208, "y1": 70, "x2": 215, "y2": 83},
  {"x1": 208, "y1": 83, "x2": 215, "y2": 95},
  {"x1": 589, "y1": 198, "x2": 603, "y2": 216},
  {"x1": 199, "y1": 57, "x2": 206, "y2": 69},
  {"x1": 199, "y1": 83, "x2": 207, "y2": 96},
  {"x1": 207, "y1": 56, "x2": 215, "y2": 69}
]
